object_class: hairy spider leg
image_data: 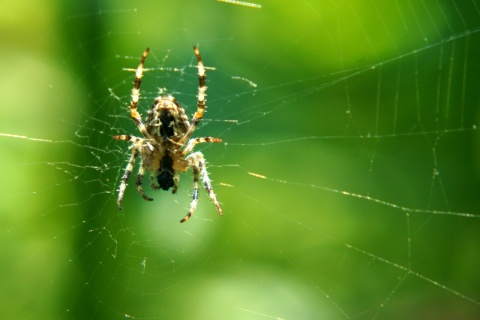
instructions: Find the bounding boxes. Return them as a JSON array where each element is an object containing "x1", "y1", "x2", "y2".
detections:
[
  {"x1": 177, "y1": 47, "x2": 207, "y2": 146},
  {"x1": 149, "y1": 173, "x2": 159, "y2": 190},
  {"x1": 116, "y1": 144, "x2": 137, "y2": 210},
  {"x1": 135, "y1": 164, "x2": 153, "y2": 202},
  {"x1": 180, "y1": 152, "x2": 223, "y2": 223},
  {"x1": 114, "y1": 134, "x2": 154, "y2": 152},
  {"x1": 114, "y1": 134, "x2": 143, "y2": 144},
  {"x1": 181, "y1": 137, "x2": 222, "y2": 156},
  {"x1": 129, "y1": 48, "x2": 154, "y2": 150},
  {"x1": 114, "y1": 134, "x2": 153, "y2": 208}
]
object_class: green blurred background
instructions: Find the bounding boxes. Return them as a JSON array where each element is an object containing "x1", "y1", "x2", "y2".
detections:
[{"x1": 1, "y1": 0, "x2": 480, "y2": 319}]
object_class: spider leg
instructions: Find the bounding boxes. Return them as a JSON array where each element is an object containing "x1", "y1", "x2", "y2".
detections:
[
  {"x1": 172, "y1": 174, "x2": 179, "y2": 194},
  {"x1": 180, "y1": 152, "x2": 222, "y2": 223},
  {"x1": 181, "y1": 164, "x2": 200, "y2": 223},
  {"x1": 114, "y1": 134, "x2": 144, "y2": 144},
  {"x1": 114, "y1": 134, "x2": 154, "y2": 154},
  {"x1": 177, "y1": 47, "x2": 207, "y2": 146},
  {"x1": 181, "y1": 136, "x2": 222, "y2": 156},
  {"x1": 128, "y1": 48, "x2": 154, "y2": 150},
  {"x1": 117, "y1": 147, "x2": 138, "y2": 210},
  {"x1": 115, "y1": 135, "x2": 153, "y2": 206},
  {"x1": 136, "y1": 164, "x2": 153, "y2": 202},
  {"x1": 150, "y1": 173, "x2": 160, "y2": 190}
]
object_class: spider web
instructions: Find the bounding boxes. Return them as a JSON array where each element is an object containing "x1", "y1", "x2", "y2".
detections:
[{"x1": 1, "y1": 0, "x2": 480, "y2": 319}]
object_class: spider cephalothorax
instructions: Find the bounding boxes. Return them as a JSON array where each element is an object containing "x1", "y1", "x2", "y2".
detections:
[{"x1": 114, "y1": 47, "x2": 223, "y2": 223}]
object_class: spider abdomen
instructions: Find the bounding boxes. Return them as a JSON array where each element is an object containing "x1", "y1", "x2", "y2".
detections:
[{"x1": 157, "y1": 153, "x2": 175, "y2": 191}]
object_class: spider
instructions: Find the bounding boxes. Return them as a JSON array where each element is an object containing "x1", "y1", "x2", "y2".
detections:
[{"x1": 114, "y1": 47, "x2": 223, "y2": 223}]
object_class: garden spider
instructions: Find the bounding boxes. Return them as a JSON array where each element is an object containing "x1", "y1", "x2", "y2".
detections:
[{"x1": 114, "y1": 47, "x2": 223, "y2": 223}]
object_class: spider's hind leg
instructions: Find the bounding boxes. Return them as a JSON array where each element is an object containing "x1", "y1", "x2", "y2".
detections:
[
  {"x1": 116, "y1": 147, "x2": 138, "y2": 210},
  {"x1": 136, "y1": 164, "x2": 153, "y2": 202},
  {"x1": 150, "y1": 173, "x2": 160, "y2": 190},
  {"x1": 180, "y1": 152, "x2": 222, "y2": 223}
]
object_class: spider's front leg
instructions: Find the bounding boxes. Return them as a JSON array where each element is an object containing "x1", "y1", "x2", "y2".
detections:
[
  {"x1": 180, "y1": 152, "x2": 222, "y2": 223},
  {"x1": 176, "y1": 47, "x2": 208, "y2": 146},
  {"x1": 127, "y1": 48, "x2": 154, "y2": 151}
]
